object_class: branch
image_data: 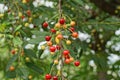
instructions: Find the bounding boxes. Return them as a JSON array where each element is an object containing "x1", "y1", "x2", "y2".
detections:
[
  {"x1": 59, "y1": 0, "x2": 62, "y2": 18},
  {"x1": 90, "y1": 0, "x2": 120, "y2": 17}
]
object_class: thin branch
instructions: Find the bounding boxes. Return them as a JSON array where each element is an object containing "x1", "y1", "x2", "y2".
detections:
[
  {"x1": 59, "y1": 0, "x2": 62, "y2": 18},
  {"x1": 81, "y1": 22, "x2": 120, "y2": 25}
]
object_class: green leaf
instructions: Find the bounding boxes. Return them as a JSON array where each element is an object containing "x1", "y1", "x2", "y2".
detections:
[
  {"x1": 28, "y1": 36, "x2": 44, "y2": 44},
  {"x1": 6, "y1": 54, "x2": 18, "y2": 71},
  {"x1": 74, "y1": 0, "x2": 84, "y2": 6},
  {"x1": 37, "y1": 50, "x2": 44, "y2": 59},
  {"x1": 33, "y1": 19, "x2": 42, "y2": 26},
  {"x1": 24, "y1": 49, "x2": 37, "y2": 58},
  {"x1": 16, "y1": 67, "x2": 29, "y2": 79},
  {"x1": 77, "y1": 48, "x2": 83, "y2": 59},
  {"x1": 6, "y1": 71, "x2": 16, "y2": 78},
  {"x1": 31, "y1": 30, "x2": 49, "y2": 36},
  {"x1": 26, "y1": 62, "x2": 44, "y2": 74},
  {"x1": 14, "y1": 25, "x2": 22, "y2": 33},
  {"x1": 13, "y1": 37, "x2": 23, "y2": 46}
]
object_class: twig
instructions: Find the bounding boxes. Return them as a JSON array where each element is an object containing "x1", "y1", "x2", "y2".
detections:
[
  {"x1": 81, "y1": 22, "x2": 120, "y2": 25},
  {"x1": 59, "y1": 0, "x2": 62, "y2": 18}
]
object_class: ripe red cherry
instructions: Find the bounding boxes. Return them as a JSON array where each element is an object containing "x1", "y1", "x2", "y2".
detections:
[
  {"x1": 50, "y1": 46, "x2": 56, "y2": 52},
  {"x1": 53, "y1": 76, "x2": 58, "y2": 80},
  {"x1": 21, "y1": 15, "x2": 25, "y2": 19},
  {"x1": 50, "y1": 28, "x2": 56, "y2": 33},
  {"x1": 65, "y1": 55, "x2": 70, "y2": 59},
  {"x1": 11, "y1": 50, "x2": 16, "y2": 54},
  {"x1": 74, "y1": 61, "x2": 80, "y2": 67},
  {"x1": 63, "y1": 50, "x2": 70, "y2": 56},
  {"x1": 45, "y1": 74, "x2": 52, "y2": 79},
  {"x1": 45, "y1": 36, "x2": 51, "y2": 41},
  {"x1": 59, "y1": 18, "x2": 65, "y2": 24},
  {"x1": 43, "y1": 22, "x2": 48, "y2": 28},
  {"x1": 56, "y1": 45, "x2": 61, "y2": 50},
  {"x1": 70, "y1": 27, "x2": 75, "y2": 32},
  {"x1": 26, "y1": 10, "x2": 31, "y2": 16}
]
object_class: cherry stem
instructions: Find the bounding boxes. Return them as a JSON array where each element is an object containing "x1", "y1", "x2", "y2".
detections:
[
  {"x1": 58, "y1": 0, "x2": 66, "y2": 79},
  {"x1": 59, "y1": 0, "x2": 62, "y2": 18},
  {"x1": 64, "y1": 14, "x2": 72, "y2": 21},
  {"x1": 49, "y1": 64, "x2": 55, "y2": 75},
  {"x1": 48, "y1": 14, "x2": 59, "y2": 23},
  {"x1": 68, "y1": 28, "x2": 74, "y2": 33}
]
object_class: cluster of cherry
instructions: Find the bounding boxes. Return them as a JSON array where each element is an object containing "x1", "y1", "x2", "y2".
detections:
[{"x1": 42, "y1": 18, "x2": 80, "y2": 80}]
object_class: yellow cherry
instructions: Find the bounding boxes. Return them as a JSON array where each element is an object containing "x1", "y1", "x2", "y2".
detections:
[{"x1": 66, "y1": 40, "x2": 71, "y2": 45}]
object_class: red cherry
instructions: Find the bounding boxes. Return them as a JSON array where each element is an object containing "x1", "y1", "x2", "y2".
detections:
[
  {"x1": 21, "y1": 15, "x2": 25, "y2": 19},
  {"x1": 43, "y1": 22, "x2": 48, "y2": 28},
  {"x1": 65, "y1": 58, "x2": 70, "y2": 64},
  {"x1": 26, "y1": 0, "x2": 30, "y2": 2},
  {"x1": 45, "y1": 36, "x2": 51, "y2": 41},
  {"x1": 26, "y1": 10, "x2": 31, "y2": 16},
  {"x1": 11, "y1": 50, "x2": 16, "y2": 54},
  {"x1": 50, "y1": 28, "x2": 56, "y2": 33},
  {"x1": 56, "y1": 45, "x2": 61, "y2": 50},
  {"x1": 45, "y1": 74, "x2": 52, "y2": 79},
  {"x1": 65, "y1": 55, "x2": 70, "y2": 59},
  {"x1": 53, "y1": 76, "x2": 58, "y2": 80},
  {"x1": 63, "y1": 50, "x2": 70, "y2": 56},
  {"x1": 50, "y1": 46, "x2": 56, "y2": 52},
  {"x1": 70, "y1": 27, "x2": 75, "y2": 32},
  {"x1": 74, "y1": 61, "x2": 80, "y2": 67},
  {"x1": 59, "y1": 18, "x2": 65, "y2": 24}
]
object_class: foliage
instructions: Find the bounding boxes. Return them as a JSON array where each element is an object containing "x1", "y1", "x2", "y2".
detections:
[{"x1": 0, "y1": 0, "x2": 120, "y2": 80}]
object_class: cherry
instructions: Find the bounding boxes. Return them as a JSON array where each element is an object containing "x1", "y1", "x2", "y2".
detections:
[
  {"x1": 26, "y1": 0, "x2": 30, "y2": 2},
  {"x1": 28, "y1": 75, "x2": 33, "y2": 79},
  {"x1": 45, "y1": 74, "x2": 52, "y2": 79},
  {"x1": 45, "y1": 36, "x2": 51, "y2": 41},
  {"x1": 25, "y1": 57, "x2": 30, "y2": 62},
  {"x1": 11, "y1": 50, "x2": 16, "y2": 54},
  {"x1": 55, "y1": 23, "x2": 61, "y2": 28},
  {"x1": 50, "y1": 28, "x2": 56, "y2": 33},
  {"x1": 53, "y1": 76, "x2": 58, "y2": 80},
  {"x1": 57, "y1": 34, "x2": 63, "y2": 39},
  {"x1": 26, "y1": 10, "x2": 31, "y2": 16},
  {"x1": 47, "y1": 41, "x2": 53, "y2": 46},
  {"x1": 21, "y1": 15, "x2": 25, "y2": 19},
  {"x1": 63, "y1": 24, "x2": 67, "y2": 29},
  {"x1": 43, "y1": 22, "x2": 48, "y2": 28},
  {"x1": 65, "y1": 55, "x2": 70, "y2": 59},
  {"x1": 69, "y1": 57, "x2": 74, "y2": 62},
  {"x1": 59, "y1": 18, "x2": 65, "y2": 24},
  {"x1": 70, "y1": 27, "x2": 75, "y2": 32},
  {"x1": 72, "y1": 32, "x2": 78, "y2": 38},
  {"x1": 9, "y1": 66, "x2": 15, "y2": 71},
  {"x1": 63, "y1": 50, "x2": 70, "y2": 56},
  {"x1": 70, "y1": 21, "x2": 76, "y2": 27},
  {"x1": 56, "y1": 45, "x2": 61, "y2": 50},
  {"x1": 50, "y1": 46, "x2": 56, "y2": 52},
  {"x1": 66, "y1": 40, "x2": 71, "y2": 45},
  {"x1": 74, "y1": 61, "x2": 80, "y2": 67},
  {"x1": 65, "y1": 58, "x2": 70, "y2": 64},
  {"x1": 54, "y1": 60, "x2": 59, "y2": 64}
]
